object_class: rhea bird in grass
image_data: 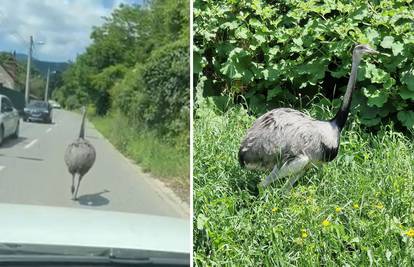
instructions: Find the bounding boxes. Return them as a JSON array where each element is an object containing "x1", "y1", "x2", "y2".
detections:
[
  {"x1": 64, "y1": 106, "x2": 96, "y2": 200},
  {"x1": 238, "y1": 44, "x2": 379, "y2": 191}
]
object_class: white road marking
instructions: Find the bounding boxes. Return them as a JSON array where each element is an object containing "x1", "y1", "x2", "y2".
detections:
[
  {"x1": 24, "y1": 139, "x2": 38, "y2": 149},
  {"x1": 46, "y1": 128, "x2": 52, "y2": 133},
  {"x1": 0, "y1": 166, "x2": 5, "y2": 172}
]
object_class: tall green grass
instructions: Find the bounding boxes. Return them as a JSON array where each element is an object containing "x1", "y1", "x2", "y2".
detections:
[
  {"x1": 194, "y1": 103, "x2": 414, "y2": 266},
  {"x1": 91, "y1": 111, "x2": 189, "y2": 201}
]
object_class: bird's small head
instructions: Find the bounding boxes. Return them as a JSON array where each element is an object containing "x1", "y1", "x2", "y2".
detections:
[{"x1": 353, "y1": 44, "x2": 378, "y2": 59}]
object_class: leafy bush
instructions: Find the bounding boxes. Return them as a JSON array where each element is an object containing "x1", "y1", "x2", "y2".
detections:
[
  {"x1": 65, "y1": 95, "x2": 83, "y2": 110},
  {"x1": 91, "y1": 64, "x2": 127, "y2": 115},
  {"x1": 194, "y1": 0, "x2": 414, "y2": 129},
  {"x1": 112, "y1": 41, "x2": 189, "y2": 136},
  {"x1": 141, "y1": 41, "x2": 190, "y2": 135}
]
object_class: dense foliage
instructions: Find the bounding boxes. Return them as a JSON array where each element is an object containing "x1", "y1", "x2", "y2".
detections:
[
  {"x1": 114, "y1": 41, "x2": 189, "y2": 136},
  {"x1": 54, "y1": 0, "x2": 189, "y2": 137},
  {"x1": 194, "y1": 0, "x2": 414, "y2": 129},
  {"x1": 194, "y1": 100, "x2": 414, "y2": 265}
]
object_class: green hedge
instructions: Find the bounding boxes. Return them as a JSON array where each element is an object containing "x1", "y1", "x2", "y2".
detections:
[
  {"x1": 113, "y1": 40, "x2": 190, "y2": 136},
  {"x1": 194, "y1": 0, "x2": 414, "y2": 129}
]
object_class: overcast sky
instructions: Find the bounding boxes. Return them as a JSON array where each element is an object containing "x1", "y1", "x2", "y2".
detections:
[{"x1": 0, "y1": 0, "x2": 142, "y2": 62}]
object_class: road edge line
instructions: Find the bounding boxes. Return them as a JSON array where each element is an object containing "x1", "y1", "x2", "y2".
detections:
[{"x1": 92, "y1": 123, "x2": 189, "y2": 218}]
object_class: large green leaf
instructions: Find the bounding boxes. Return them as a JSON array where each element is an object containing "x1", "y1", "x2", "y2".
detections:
[
  {"x1": 249, "y1": 18, "x2": 263, "y2": 29},
  {"x1": 193, "y1": 51, "x2": 205, "y2": 74},
  {"x1": 399, "y1": 88, "x2": 414, "y2": 100},
  {"x1": 363, "y1": 86, "x2": 388, "y2": 107},
  {"x1": 363, "y1": 62, "x2": 388, "y2": 83},
  {"x1": 248, "y1": 94, "x2": 267, "y2": 114},
  {"x1": 360, "y1": 116, "x2": 381, "y2": 126},
  {"x1": 235, "y1": 26, "x2": 250, "y2": 39},
  {"x1": 267, "y1": 86, "x2": 282, "y2": 101},
  {"x1": 391, "y1": 42, "x2": 404, "y2": 56},
  {"x1": 397, "y1": 111, "x2": 414, "y2": 129},
  {"x1": 365, "y1": 28, "x2": 379, "y2": 43},
  {"x1": 220, "y1": 48, "x2": 254, "y2": 82},
  {"x1": 353, "y1": 6, "x2": 368, "y2": 20},
  {"x1": 262, "y1": 66, "x2": 280, "y2": 81},
  {"x1": 380, "y1": 36, "x2": 394, "y2": 49},
  {"x1": 220, "y1": 21, "x2": 239, "y2": 30},
  {"x1": 401, "y1": 71, "x2": 414, "y2": 91},
  {"x1": 254, "y1": 32, "x2": 267, "y2": 44},
  {"x1": 296, "y1": 59, "x2": 327, "y2": 83}
]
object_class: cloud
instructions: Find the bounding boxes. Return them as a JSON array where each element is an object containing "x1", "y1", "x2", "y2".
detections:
[{"x1": 0, "y1": 0, "x2": 139, "y2": 62}]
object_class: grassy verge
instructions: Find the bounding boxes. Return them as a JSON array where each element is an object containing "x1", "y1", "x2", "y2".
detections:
[
  {"x1": 91, "y1": 111, "x2": 189, "y2": 202},
  {"x1": 194, "y1": 104, "x2": 414, "y2": 266}
]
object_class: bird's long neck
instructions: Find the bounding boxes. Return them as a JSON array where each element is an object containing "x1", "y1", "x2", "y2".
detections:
[
  {"x1": 79, "y1": 109, "x2": 86, "y2": 139},
  {"x1": 332, "y1": 55, "x2": 361, "y2": 131}
]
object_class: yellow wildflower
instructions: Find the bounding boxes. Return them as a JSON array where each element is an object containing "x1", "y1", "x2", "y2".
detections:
[
  {"x1": 301, "y1": 229, "x2": 308, "y2": 239},
  {"x1": 322, "y1": 219, "x2": 331, "y2": 227},
  {"x1": 406, "y1": 229, "x2": 414, "y2": 238},
  {"x1": 335, "y1": 207, "x2": 342, "y2": 213},
  {"x1": 375, "y1": 203, "x2": 384, "y2": 209},
  {"x1": 272, "y1": 207, "x2": 277, "y2": 213},
  {"x1": 353, "y1": 203, "x2": 359, "y2": 209}
]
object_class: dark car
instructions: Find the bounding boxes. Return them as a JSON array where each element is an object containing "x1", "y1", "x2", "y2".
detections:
[{"x1": 23, "y1": 101, "x2": 53, "y2": 123}]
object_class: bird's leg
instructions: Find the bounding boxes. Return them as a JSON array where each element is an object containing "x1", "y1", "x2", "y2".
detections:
[
  {"x1": 260, "y1": 155, "x2": 309, "y2": 189},
  {"x1": 279, "y1": 155, "x2": 310, "y2": 193},
  {"x1": 71, "y1": 174, "x2": 75, "y2": 195},
  {"x1": 73, "y1": 175, "x2": 83, "y2": 200},
  {"x1": 259, "y1": 164, "x2": 280, "y2": 188},
  {"x1": 280, "y1": 171, "x2": 306, "y2": 195}
]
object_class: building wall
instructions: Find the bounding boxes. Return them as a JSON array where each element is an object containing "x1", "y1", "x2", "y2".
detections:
[{"x1": 0, "y1": 64, "x2": 15, "y2": 90}]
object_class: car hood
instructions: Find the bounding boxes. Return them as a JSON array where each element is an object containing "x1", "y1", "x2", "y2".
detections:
[{"x1": 0, "y1": 203, "x2": 189, "y2": 264}]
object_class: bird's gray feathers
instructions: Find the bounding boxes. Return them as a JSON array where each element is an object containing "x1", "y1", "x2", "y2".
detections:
[
  {"x1": 64, "y1": 138, "x2": 96, "y2": 175},
  {"x1": 239, "y1": 108, "x2": 340, "y2": 170}
]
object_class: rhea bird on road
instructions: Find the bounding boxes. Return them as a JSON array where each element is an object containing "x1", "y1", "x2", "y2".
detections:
[
  {"x1": 239, "y1": 44, "x2": 378, "y2": 191},
  {"x1": 64, "y1": 106, "x2": 96, "y2": 200}
]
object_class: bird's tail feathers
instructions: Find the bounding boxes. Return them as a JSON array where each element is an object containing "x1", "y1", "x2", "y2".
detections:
[{"x1": 238, "y1": 148, "x2": 246, "y2": 168}]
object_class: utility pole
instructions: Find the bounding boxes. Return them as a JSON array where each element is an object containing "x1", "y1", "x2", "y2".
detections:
[
  {"x1": 24, "y1": 35, "x2": 33, "y2": 105},
  {"x1": 44, "y1": 67, "x2": 50, "y2": 102}
]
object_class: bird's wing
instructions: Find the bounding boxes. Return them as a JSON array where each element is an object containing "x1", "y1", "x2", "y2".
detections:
[
  {"x1": 239, "y1": 108, "x2": 319, "y2": 168},
  {"x1": 64, "y1": 140, "x2": 96, "y2": 174}
]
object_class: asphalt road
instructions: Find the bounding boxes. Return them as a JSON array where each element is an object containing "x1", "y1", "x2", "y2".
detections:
[{"x1": 0, "y1": 109, "x2": 185, "y2": 218}]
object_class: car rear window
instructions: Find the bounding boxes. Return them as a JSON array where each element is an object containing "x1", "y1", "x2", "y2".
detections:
[{"x1": 28, "y1": 101, "x2": 48, "y2": 108}]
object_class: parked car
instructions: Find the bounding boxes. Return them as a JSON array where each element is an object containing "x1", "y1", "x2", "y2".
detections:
[
  {"x1": 48, "y1": 100, "x2": 61, "y2": 109},
  {"x1": 23, "y1": 100, "x2": 53, "y2": 123},
  {"x1": 0, "y1": 95, "x2": 20, "y2": 145}
]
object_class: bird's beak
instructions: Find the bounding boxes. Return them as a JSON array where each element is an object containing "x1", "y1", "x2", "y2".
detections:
[
  {"x1": 369, "y1": 48, "x2": 391, "y2": 57},
  {"x1": 367, "y1": 48, "x2": 379, "y2": 54}
]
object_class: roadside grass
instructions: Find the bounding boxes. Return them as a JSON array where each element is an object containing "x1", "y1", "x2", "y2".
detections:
[
  {"x1": 91, "y1": 111, "x2": 190, "y2": 202},
  {"x1": 194, "y1": 104, "x2": 414, "y2": 266}
]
